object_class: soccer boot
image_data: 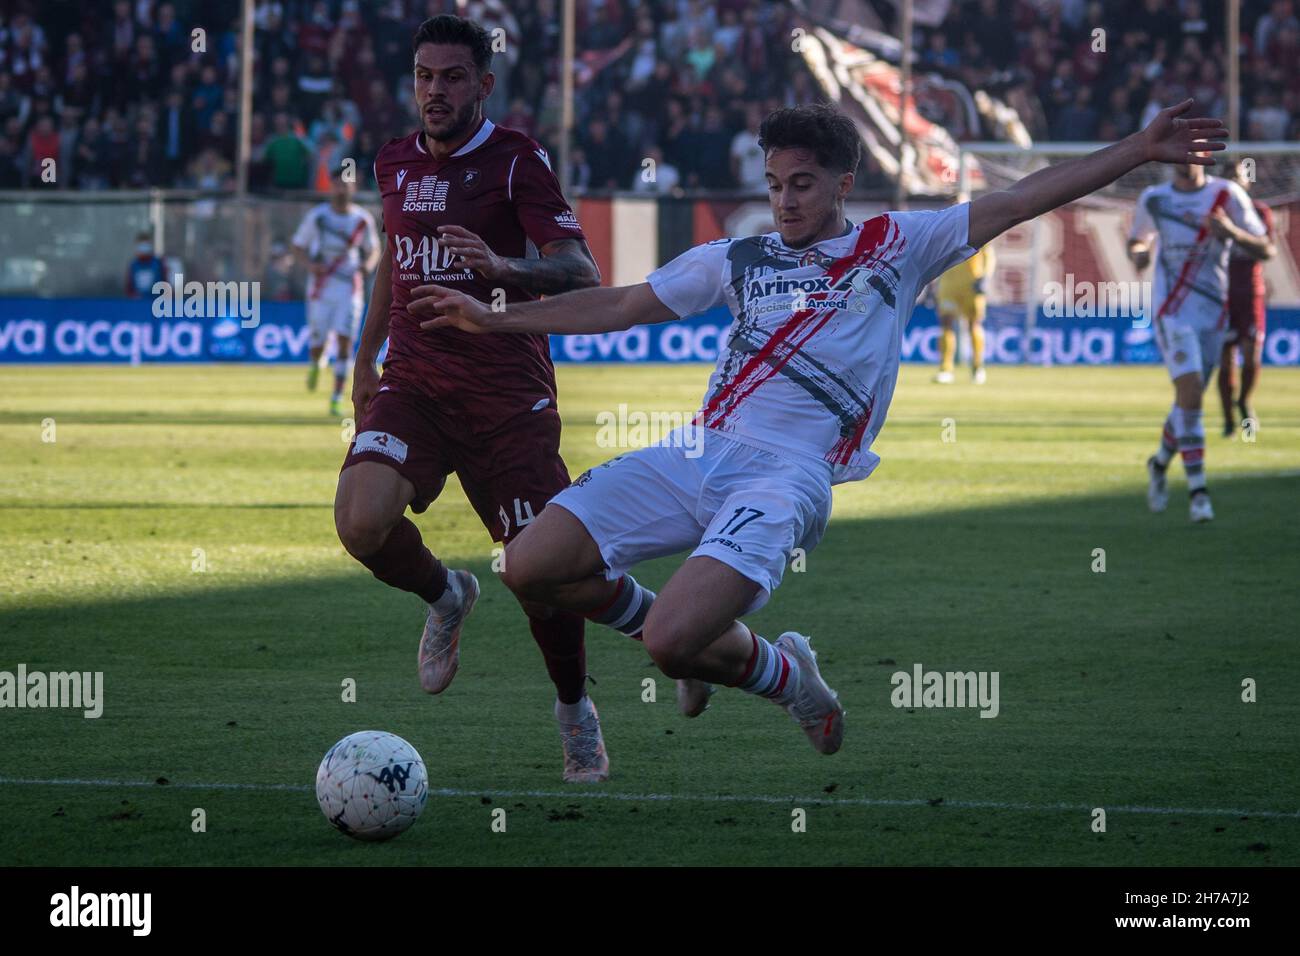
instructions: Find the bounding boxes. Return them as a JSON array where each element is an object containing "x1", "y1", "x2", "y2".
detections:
[
  {"x1": 676, "y1": 678, "x2": 715, "y2": 717},
  {"x1": 417, "y1": 569, "x2": 479, "y2": 694},
  {"x1": 932, "y1": 370, "x2": 955, "y2": 384},
  {"x1": 557, "y1": 697, "x2": 610, "y2": 783},
  {"x1": 971, "y1": 367, "x2": 987, "y2": 385},
  {"x1": 773, "y1": 631, "x2": 844, "y2": 755},
  {"x1": 1189, "y1": 491, "x2": 1214, "y2": 523},
  {"x1": 1146, "y1": 456, "x2": 1169, "y2": 513}
]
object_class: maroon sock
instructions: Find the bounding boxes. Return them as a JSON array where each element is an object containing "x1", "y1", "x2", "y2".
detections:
[
  {"x1": 356, "y1": 517, "x2": 448, "y2": 604},
  {"x1": 527, "y1": 610, "x2": 588, "y2": 704}
]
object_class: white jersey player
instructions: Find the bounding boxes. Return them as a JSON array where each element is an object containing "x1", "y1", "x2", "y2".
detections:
[
  {"x1": 292, "y1": 176, "x2": 380, "y2": 415},
  {"x1": 409, "y1": 100, "x2": 1229, "y2": 759},
  {"x1": 1128, "y1": 163, "x2": 1270, "y2": 522}
]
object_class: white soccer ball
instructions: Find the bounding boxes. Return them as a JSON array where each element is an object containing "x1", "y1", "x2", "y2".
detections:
[{"x1": 316, "y1": 731, "x2": 429, "y2": 841}]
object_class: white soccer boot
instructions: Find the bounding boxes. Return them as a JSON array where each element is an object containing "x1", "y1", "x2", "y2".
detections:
[
  {"x1": 417, "y1": 569, "x2": 479, "y2": 694},
  {"x1": 1189, "y1": 491, "x2": 1214, "y2": 523},
  {"x1": 773, "y1": 632, "x2": 845, "y2": 755}
]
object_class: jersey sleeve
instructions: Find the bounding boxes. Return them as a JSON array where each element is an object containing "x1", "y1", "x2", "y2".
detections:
[
  {"x1": 645, "y1": 239, "x2": 732, "y2": 318},
  {"x1": 1130, "y1": 188, "x2": 1157, "y2": 244},
  {"x1": 892, "y1": 203, "x2": 976, "y2": 288},
  {"x1": 510, "y1": 145, "x2": 587, "y2": 247},
  {"x1": 1225, "y1": 182, "x2": 1267, "y2": 237},
  {"x1": 292, "y1": 209, "x2": 319, "y2": 252}
]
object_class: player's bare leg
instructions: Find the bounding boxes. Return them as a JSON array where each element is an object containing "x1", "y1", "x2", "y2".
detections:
[
  {"x1": 505, "y1": 505, "x2": 714, "y2": 719},
  {"x1": 330, "y1": 334, "x2": 352, "y2": 417},
  {"x1": 644, "y1": 557, "x2": 844, "y2": 754},
  {"x1": 334, "y1": 461, "x2": 478, "y2": 693},
  {"x1": 933, "y1": 309, "x2": 956, "y2": 384},
  {"x1": 1217, "y1": 341, "x2": 1238, "y2": 436}
]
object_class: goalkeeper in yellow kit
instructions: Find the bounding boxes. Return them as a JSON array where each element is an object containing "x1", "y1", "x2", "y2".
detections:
[{"x1": 933, "y1": 239, "x2": 995, "y2": 384}]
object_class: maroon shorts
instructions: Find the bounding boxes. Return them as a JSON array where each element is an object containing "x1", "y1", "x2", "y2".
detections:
[
  {"x1": 341, "y1": 385, "x2": 572, "y2": 542},
  {"x1": 1226, "y1": 290, "x2": 1266, "y2": 345}
]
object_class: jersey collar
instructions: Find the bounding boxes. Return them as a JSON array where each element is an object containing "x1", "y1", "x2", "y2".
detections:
[{"x1": 415, "y1": 117, "x2": 497, "y2": 158}]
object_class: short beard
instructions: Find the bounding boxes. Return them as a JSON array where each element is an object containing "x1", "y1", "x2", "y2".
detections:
[{"x1": 424, "y1": 101, "x2": 478, "y2": 144}]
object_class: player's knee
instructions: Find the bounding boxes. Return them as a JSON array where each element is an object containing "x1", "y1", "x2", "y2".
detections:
[
  {"x1": 516, "y1": 597, "x2": 554, "y2": 621},
  {"x1": 640, "y1": 617, "x2": 695, "y2": 679},
  {"x1": 334, "y1": 501, "x2": 392, "y2": 558},
  {"x1": 499, "y1": 547, "x2": 553, "y2": 603}
]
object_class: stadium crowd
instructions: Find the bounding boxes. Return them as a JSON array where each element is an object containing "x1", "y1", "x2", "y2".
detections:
[{"x1": 0, "y1": 0, "x2": 1297, "y2": 194}]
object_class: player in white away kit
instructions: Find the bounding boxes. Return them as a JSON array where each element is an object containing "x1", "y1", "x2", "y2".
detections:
[
  {"x1": 293, "y1": 175, "x2": 381, "y2": 415},
  {"x1": 1128, "y1": 161, "x2": 1271, "y2": 522},
  {"x1": 409, "y1": 101, "x2": 1227, "y2": 756}
]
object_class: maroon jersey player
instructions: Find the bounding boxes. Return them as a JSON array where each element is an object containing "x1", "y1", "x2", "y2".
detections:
[
  {"x1": 1218, "y1": 162, "x2": 1277, "y2": 436},
  {"x1": 333, "y1": 15, "x2": 608, "y2": 782}
]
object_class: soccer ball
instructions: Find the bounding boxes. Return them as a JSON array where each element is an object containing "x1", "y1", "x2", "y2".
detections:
[{"x1": 316, "y1": 730, "x2": 429, "y2": 841}]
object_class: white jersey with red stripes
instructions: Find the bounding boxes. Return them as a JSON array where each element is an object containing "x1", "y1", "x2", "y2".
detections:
[
  {"x1": 647, "y1": 203, "x2": 974, "y2": 484},
  {"x1": 291, "y1": 202, "x2": 379, "y2": 301},
  {"x1": 1129, "y1": 176, "x2": 1265, "y2": 329}
]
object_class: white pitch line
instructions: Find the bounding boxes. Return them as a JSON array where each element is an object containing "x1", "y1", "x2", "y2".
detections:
[{"x1": 1, "y1": 777, "x2": 1296, "y2": 820}]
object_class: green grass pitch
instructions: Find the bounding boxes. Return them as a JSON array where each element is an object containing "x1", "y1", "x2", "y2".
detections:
[{"x1": 1, "y1": 362, "x2": 1297, "y2": 866}]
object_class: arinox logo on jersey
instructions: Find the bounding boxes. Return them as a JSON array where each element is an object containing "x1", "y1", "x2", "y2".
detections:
[
  {"x1": 747, "y1": 275, "x2": 836, "y2": 298},
  {"x1": 402, "y1": 175, "x2": 450, "y2": 212}
]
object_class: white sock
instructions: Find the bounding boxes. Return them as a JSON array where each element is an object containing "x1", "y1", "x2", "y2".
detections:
[{"x1": 555, "y1": 695, "x2": 593, "y2": 723}]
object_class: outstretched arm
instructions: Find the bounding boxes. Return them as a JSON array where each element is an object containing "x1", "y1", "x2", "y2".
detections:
[
  {"x1": 408, "y1": 281, "x2": 676, "y2": 335},
  {"x1": 968, "y1": 100, "x2": 1228, "y2": 249}
]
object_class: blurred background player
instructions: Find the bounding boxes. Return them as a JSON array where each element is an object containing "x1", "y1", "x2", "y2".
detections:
[
  {"x1": 933, "y1": 197, "x2": 994, "y2": 385},
  {"x1": 332, "y1": 16, "x2": 611, "y2": 782},
  {"x1": 292, "y1": 174, "x2": 380, "y2": 416},
  {"x1": 1128, "y1": 158, "x2": 1271, "y2": 523},
  {"x1": 124, "y1": 231, "x2": 167, "y2": 300},
  {"x1": 1218, "y1": 161, "x2": 1277, "y2": 436}
]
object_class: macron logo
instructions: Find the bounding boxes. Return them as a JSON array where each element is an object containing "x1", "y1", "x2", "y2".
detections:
[
  {"x1": 396, "y1": 169, "x2": 408, "y2": 190},
  {"x1": 50, "y1": 886, "x2": 151, "y2": 936},
  {"x1": 535, "y1": 148, "x2": 551, "y2": 170}
]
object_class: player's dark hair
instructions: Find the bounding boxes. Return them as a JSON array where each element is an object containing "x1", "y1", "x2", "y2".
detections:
[
  {"x1": 759, "y1": 104, "x2": 862, "y2": 175},
  {"x1": 411, "y1": 15, "x2": 493, "y2": 75}
]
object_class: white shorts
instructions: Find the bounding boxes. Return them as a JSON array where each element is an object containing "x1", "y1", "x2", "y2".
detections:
[
  {"x1": 307, "y1": 293, "x2": 362, "y2": 348},
  {"x1": 1155, "y1": 317, "x2": 1224, "y2": 383},
  {"x1": 549, "y1": 430, "x2": 833, "y2": 616}
]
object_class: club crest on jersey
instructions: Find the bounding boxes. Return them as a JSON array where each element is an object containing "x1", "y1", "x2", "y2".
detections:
[
  {"x1": 799, "y1": 248, "x2": 835, "y2": 268},
  {"x1": 461, "y1": 168, "x2": 480, "y2": 189},
  {"x1": 402, "y1": 175, "x2": 449, "y2": 212}
]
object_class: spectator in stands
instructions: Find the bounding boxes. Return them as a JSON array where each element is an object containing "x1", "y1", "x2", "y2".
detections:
[
  {"x1": 1255, "y1": 0, "x2": 1299, "y2": 54},
  {"x1": 730, "y1": 103, "x2": 766, "y2": 193},
  {"x1": 23, "y1": 114, "x2": 59, "y2": 187},
  {"x1": 264, "y1": 112, "x2": 310, "y2": 189},
  {"x1": 73, "y1": 116, "x2": 112, "y2": 190},
  {"x1": 632, "y1": 145, "x2": 679, "y2": 194},
  {"x1": 581, "y1": 115, "x2": 632, "y2": 191},
  {"x1": 1247, "y1": 87, "x2": 1291, "y2": 140},
  {"x1": 0, "y1": 130, "x2": 22, "y2": 188}
]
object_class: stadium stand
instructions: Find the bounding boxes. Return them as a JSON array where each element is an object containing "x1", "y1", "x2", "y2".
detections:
[{"x1": 0, "y1": 0, "x2": 1296, "y2": 195}]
